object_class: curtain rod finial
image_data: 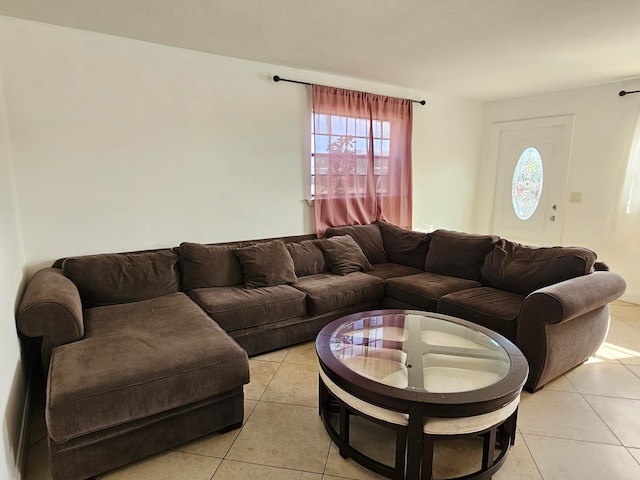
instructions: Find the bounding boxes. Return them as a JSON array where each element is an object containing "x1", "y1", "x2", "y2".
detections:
[
  {"x1": 418, "y1": 100, "x2": 426, "y2": 105},
  {"x1": 620, "y1": 90, "x2": 628, "y2": 96},
  {"x1": 273, "y1": 75, "x2": 281, "y2": 82}
]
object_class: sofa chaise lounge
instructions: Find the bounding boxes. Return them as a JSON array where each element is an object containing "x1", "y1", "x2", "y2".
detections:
[{"x1": 17, "y1": 222, "x2": 626, "y2": 479}]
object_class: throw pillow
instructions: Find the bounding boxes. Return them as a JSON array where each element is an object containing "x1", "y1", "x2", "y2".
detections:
[
  {"x1": 62, "y1": 250, "x2": 179, "y2": 308},
  {"x1": 235, "y1": 240, "x2": 297, "y2": 288},
  {"x1": 481, "y1": 239, "x2": 597, "y2": 295},
  {"x1": 179, "y1": 242, "x2": 249, "y2": 289},
  {"x1": 376, "y1": 221, "x2": 430, "y2": 269},
  {"x1": 325, "y1": 224, "x2": 388, "y2": 264},
  {"x1": 320, "y1": 235, "x2": 374, "y2": 275},
  {"x1": 286, "y1": 239, "x2": 329, "y2": 277},
  {"x1": 425, "y1": 229, "x2": 498, "y2": 281}
]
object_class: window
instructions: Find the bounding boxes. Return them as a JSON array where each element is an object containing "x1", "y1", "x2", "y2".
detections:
[
  {"x1": 311, "y1": 114, "x2": 391, "y2": 197},
  {"x1": 512, "y1": 147, "x2": 543, "y2": 220},
  {"x1": 311, "y1": 85, "x2": 412, "y2": 235}
]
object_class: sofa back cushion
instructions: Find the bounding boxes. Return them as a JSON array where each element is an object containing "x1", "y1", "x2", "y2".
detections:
[
  {"x1": 286, "y1": 239, "x2": 329, "y2": 277},
  {"x1": 425, "y1": 229, "x2": 498, "y2": 281},
  {"x1": 320, "y1": 235, "x2": 374, "y2": 275},
  {"x1": 235, "y1": 240, "x2": 297, "y2": 288},
  {"x1": 376, "y1": 221, "x2": 430, "y2": 269},
  {"x1": 325, "y1": 224, "x2": 387, "y2": 264},
  {"x1": 62, "y1": 250, "x2": 179, "y2": 308},
  {"x1": 179, "y1": 242, "x2": 248, "y2": 289},
  {"x1": 481, "y1": 239, "x2": 597, "y2": 295}
]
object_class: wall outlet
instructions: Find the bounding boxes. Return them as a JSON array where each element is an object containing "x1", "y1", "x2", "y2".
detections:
[{"x1": 569, "y1": 192, "x2": 583, "y2": 204}]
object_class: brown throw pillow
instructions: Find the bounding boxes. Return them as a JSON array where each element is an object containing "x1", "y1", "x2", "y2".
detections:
[
  {"x1": 325, "y1": 224, "x2": 387, "y2": 264},
  {"x1": 62, "y1": 250, "x2": 179, "y2": 308},
  {"x1": 235, "y1": 240, "x2": 297, "y2": 288},
  {"x1": 320, "y1": 235, "x2": 374, "y2": 275},
  {"x1": 376, "y1": 221, "x2": 430, "y2": 269},
  {"x1": 286, "y1": 239, "x2": 329, "y2": 277},
  {"x1": 481, "y1": 239, "x2": 597, "y2": 295},
  {"x1": 425, "y1": 229, "x2": 498, "y2": 281},
  {"x1": 179, "y1": 242, "x2": 249, "y2": 289}
]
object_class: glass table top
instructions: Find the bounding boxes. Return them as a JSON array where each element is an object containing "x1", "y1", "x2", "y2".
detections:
[{"x1": 329, "y1": 311, "x2": 511, "y2": 394}]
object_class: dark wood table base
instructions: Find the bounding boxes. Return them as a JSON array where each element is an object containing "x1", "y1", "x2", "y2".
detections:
[{"x1": 319, "y1": 375, "x2": 518, "y2": 480}]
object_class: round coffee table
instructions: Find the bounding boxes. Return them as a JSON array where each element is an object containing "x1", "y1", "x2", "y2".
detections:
[{"x1": 316, "y1": 309, "x2": 528, "y2": 480}]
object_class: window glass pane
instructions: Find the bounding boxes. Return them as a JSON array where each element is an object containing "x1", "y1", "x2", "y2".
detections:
[
  {"x1": 346, "y1": 117, "x2": 356, "y2": 134},
  {"x1": 315, "y1": 114, "x2": 330, "y2": 134},
  {"x1": 372, "y1": 120, "x2": 382, "y2": 137},
  {"x1": 314, "y1": 135, "x2": 330, "y2": 154},
  {"x1": 356, "y1": 157, "x2": 368, "y2": 175},
  {"x1": 354, "y1": 137, "x2": 368, "y2": 155},
  {"x1": 382, "y1": 121, "x2": 390, "y2": 138},
  {"x1": 330, "y1": 136, "x2": 354, "y2": 154},
  {"x1": 331, "y1": 115, "x2": 347, "y2": 135},
  {"x1": 355, "y1": 118, "x2": 368, "y2": 137},
  {"x1": 381, "y1": 140, "x2": 390, "y2": 156},
  {"x1": 314, "y1": 156, "x2": 329, "y2": 174},
  {"x1": 512, "y1": 147, "x2": 544, "y2": 220},
  {"x1": 373, "y1": 139, "x2": 382, "y2": 156}
]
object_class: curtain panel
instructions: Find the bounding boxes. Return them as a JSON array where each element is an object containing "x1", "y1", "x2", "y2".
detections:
[
  {"x1": 312, "y1": 85, "x2": 412, "y2": 237},
  {"x1": 612, "y1": 106, "x2": 640, "y2": 244}
]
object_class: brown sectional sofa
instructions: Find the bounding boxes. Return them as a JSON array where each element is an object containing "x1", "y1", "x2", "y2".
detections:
[{"x1": 16, "y1": 222, "x2": 626, "y2": 479}]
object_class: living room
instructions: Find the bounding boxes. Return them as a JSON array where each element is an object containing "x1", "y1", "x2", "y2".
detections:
[{"x1": 2, "y1": 2, "x2": 640, "y2": 479}]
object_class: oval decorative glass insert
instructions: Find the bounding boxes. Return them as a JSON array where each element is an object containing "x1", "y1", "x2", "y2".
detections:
[{"x1": 512, "y1": 147, "x2": 543, "y2": 220}]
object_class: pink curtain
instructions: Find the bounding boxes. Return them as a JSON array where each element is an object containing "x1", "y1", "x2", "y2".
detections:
[{"x1": 312, "y1": 85, "x2": 412, "y2": 237}]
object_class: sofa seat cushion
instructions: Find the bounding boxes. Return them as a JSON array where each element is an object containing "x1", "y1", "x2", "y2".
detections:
[
  {"x1": 365, "y1": 262, "x2": 424, "y2": 280},
  {"x1": 385, "y1": 273, "x2": 481, "y2": 311},
  {"x1": 437, "y1": 287, "x2": 525, "y2": 339},
  {"x1": 188, "y1": 285, "x2": 307, "y2": 332},
  {"x1": 47, "y1": 292, "x2": 249, "y2": 444},
  {"x1": 292, "y1": 272, "x2": 385, "y2": 315}
]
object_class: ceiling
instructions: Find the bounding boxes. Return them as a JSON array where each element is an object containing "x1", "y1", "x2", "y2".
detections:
[{"x1": 2, "y1": 0, "x2": 640, "y2": 101}]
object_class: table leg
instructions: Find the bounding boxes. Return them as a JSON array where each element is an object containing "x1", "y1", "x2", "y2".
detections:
[{"x1": 406, "y1": 404, "x2": 423, "y2": 479}]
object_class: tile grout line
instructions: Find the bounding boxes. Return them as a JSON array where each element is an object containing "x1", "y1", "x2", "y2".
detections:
[
  {"x1": 518, "y1": 433, "x2": 545, "y2": 480},
  {"x1": 565, "y1": 368, "x2": 627, "y2": 449}
]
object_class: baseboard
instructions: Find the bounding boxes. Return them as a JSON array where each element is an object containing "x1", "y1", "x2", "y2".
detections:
[
  {"x1": 13, "y1": 368, "x2": 32, "y2": 480},
  {"x1": 619, "y1": 290, "x2": 640, "y2": 306}
]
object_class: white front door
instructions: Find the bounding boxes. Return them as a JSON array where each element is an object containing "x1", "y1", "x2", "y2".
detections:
[{"x1": 490, "y1": 116, "x2": 575, "y2": 246}]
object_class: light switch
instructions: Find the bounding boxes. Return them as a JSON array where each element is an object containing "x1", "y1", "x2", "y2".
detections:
[{"x1": 569, "y1": 192, "x2": 583, "y2": 204}]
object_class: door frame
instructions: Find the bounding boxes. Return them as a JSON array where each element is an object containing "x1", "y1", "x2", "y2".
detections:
[{"x1": 486, "y1": 115, "x2": 575, "y2": 245}]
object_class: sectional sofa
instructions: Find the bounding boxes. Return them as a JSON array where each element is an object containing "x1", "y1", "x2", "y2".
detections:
[{"x1": 16, "y1": 222, "x2": 626, "y2": 479}]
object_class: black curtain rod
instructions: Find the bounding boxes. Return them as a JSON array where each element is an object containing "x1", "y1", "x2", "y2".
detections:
[
  {"x1": 273, "y1": 75, "x2": 426, "y2": 105},
  {"x1": 619, "y1": 90, "x2": 640, "y2": 96}
]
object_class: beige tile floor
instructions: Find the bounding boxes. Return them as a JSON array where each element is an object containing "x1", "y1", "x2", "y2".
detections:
[{"x1": 24, "y1": 301, "x2": 640, "y2": 480}]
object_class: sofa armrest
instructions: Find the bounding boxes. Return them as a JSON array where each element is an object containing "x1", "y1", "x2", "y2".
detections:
[
  {"x1": 517, "y1": 271, "x2": 626, "y2": 334},
  {"x1": 516, "y1": 271, "x2": 626, "y2": 391},
  {"x1": 17, "y1": 268, "x2": 84, "y2": 368}
]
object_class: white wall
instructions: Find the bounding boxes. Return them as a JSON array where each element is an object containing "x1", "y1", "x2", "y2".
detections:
[
  {"x1": 0, "y1": 16, "x2": 483, "y2": 275},
  {"x1": 0, "y1": 66, "x2": 27, "y2": 479},
  {"x1": 477, "y1": 79, "x2": 640, "y2": 303},
  {"x1": 0, "y1": 19, "x2": 483, "y2": 477}
]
